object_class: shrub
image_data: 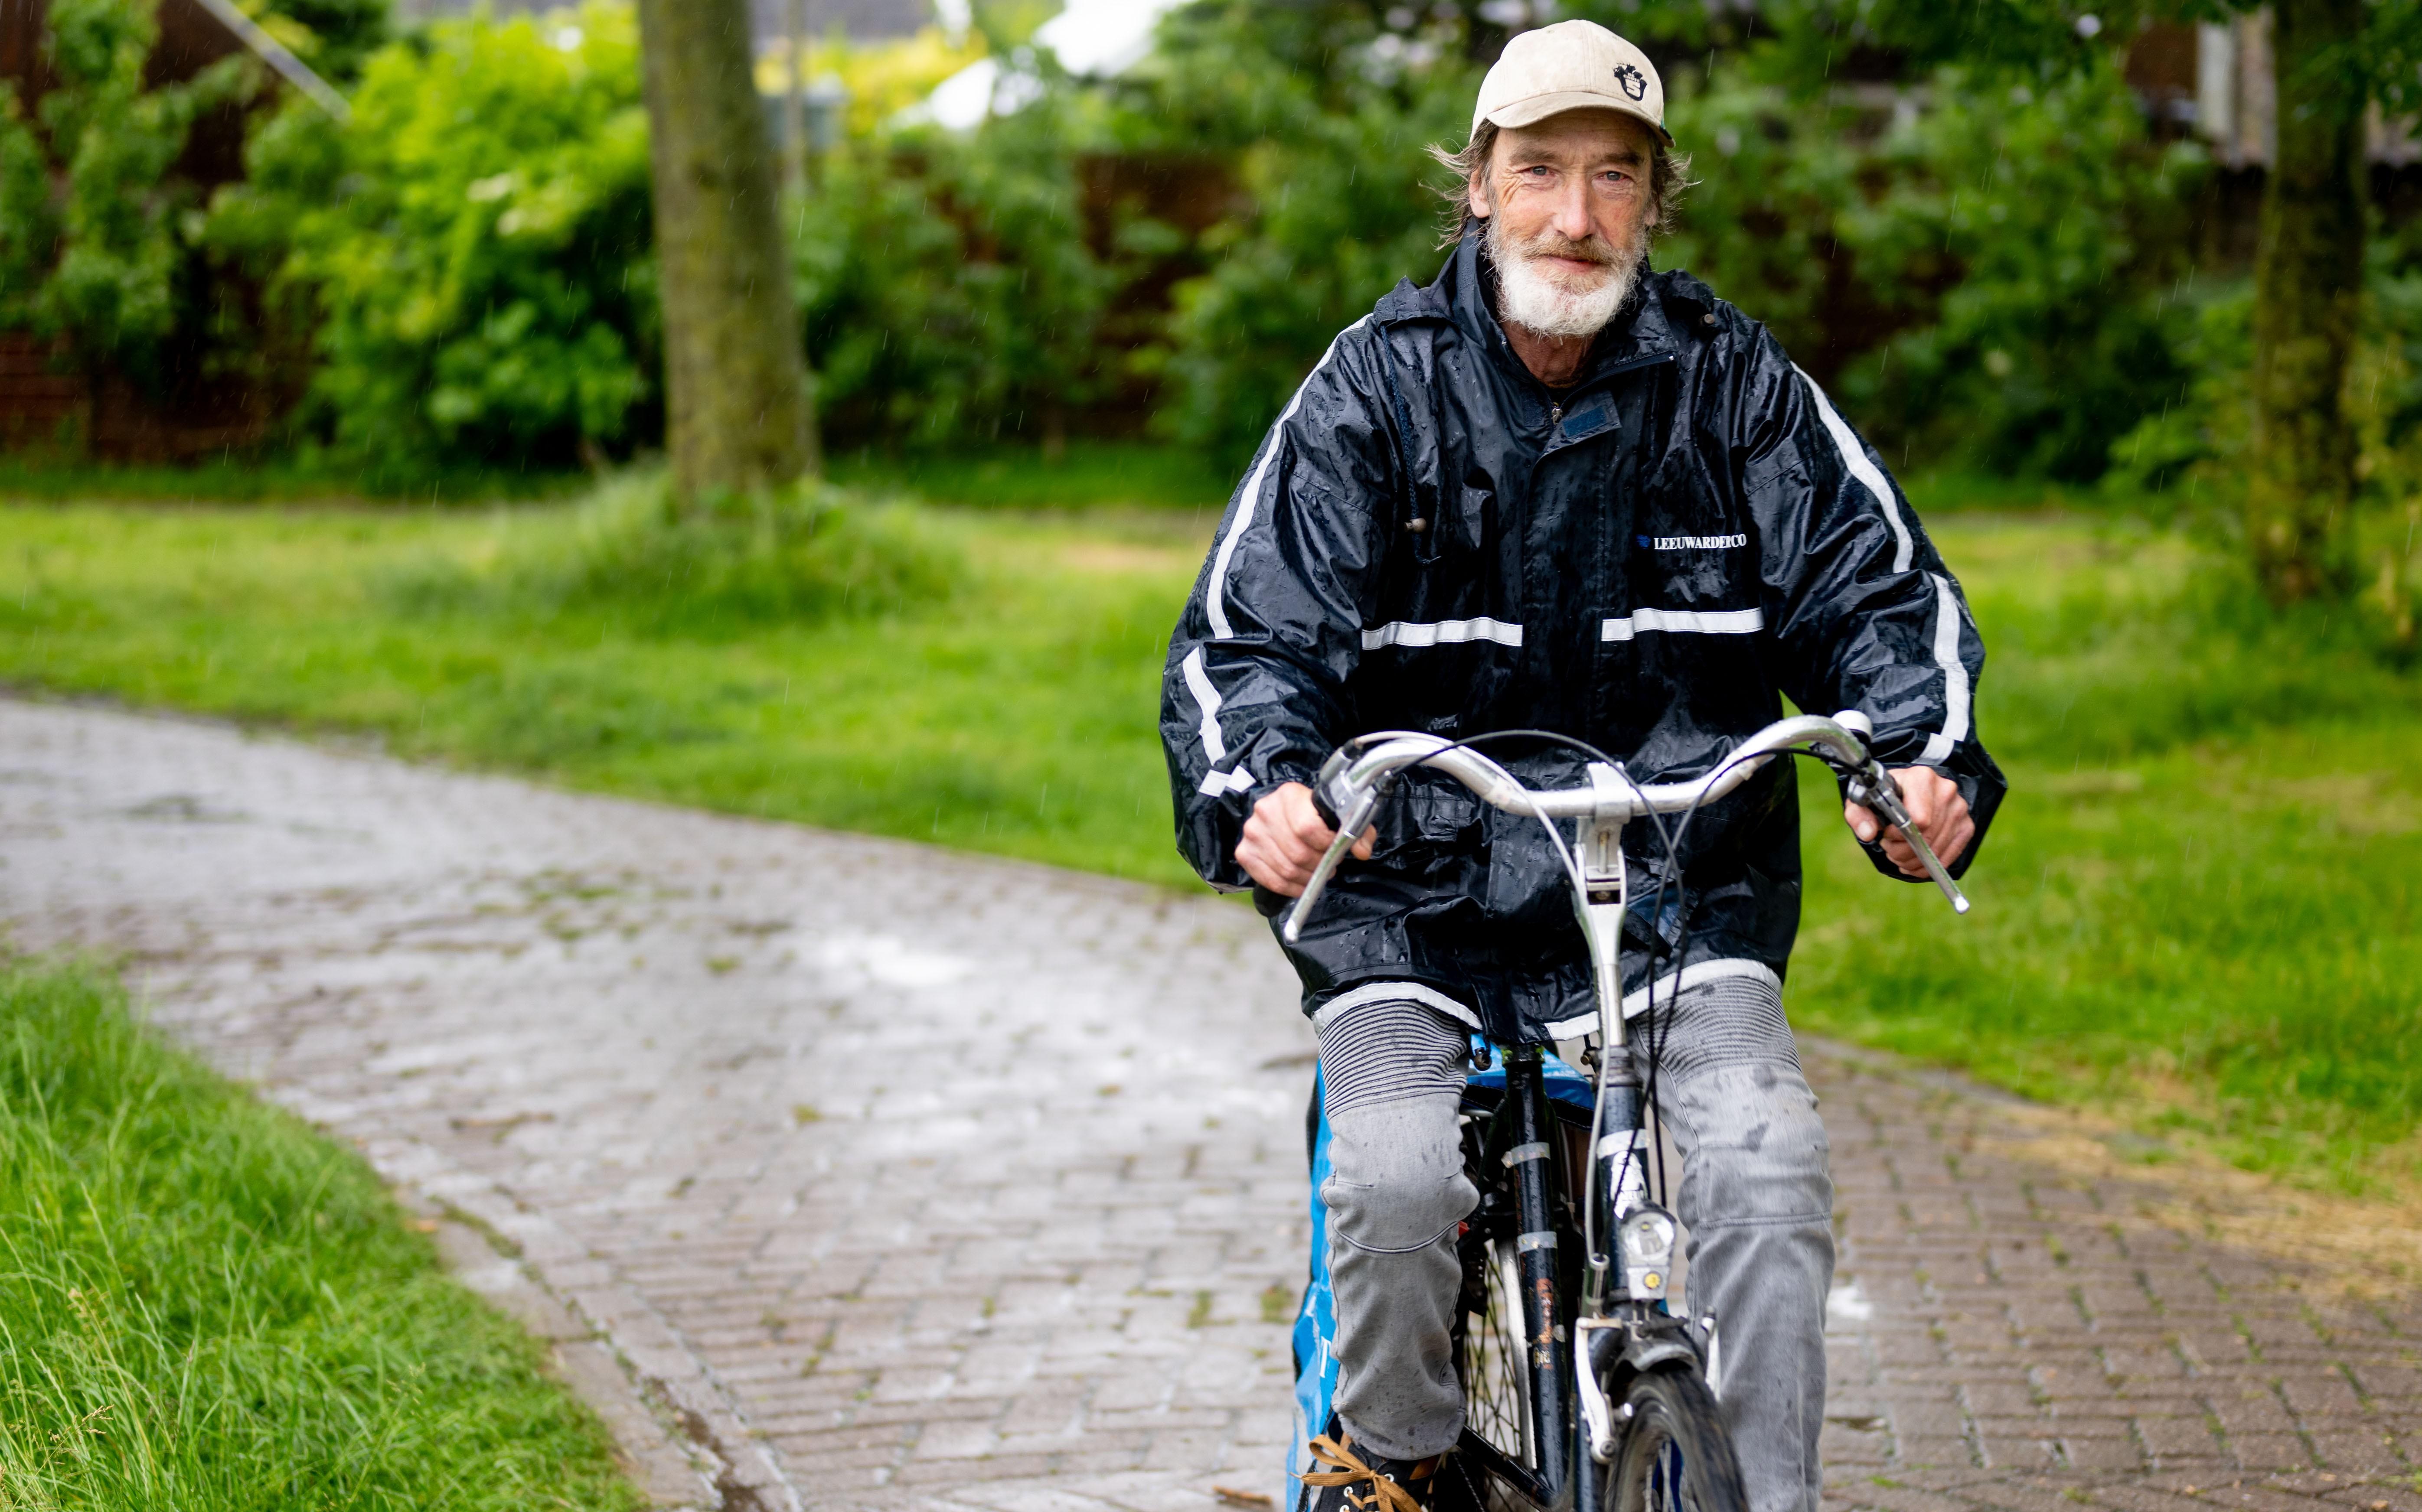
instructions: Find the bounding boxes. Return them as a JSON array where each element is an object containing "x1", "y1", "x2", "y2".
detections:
[
  {"x1": 0, "y1": 0, "x2": 384, "y2": 431},
  {"x1": 0, "y1": 0, "x2": 256, "y2": 404},
  {"x1": 1132, "y1": 0, "x2": 1479, "y2": 467},
  {"x1": 1666, "y1": 57, "x2": 2206, "y2": 482},
  {"x1": 211, "y1": 2, "x2": 658, "y2": 477},
  {"x1": 797, "y1": 88, "x2": 1120, "y2": 450}
]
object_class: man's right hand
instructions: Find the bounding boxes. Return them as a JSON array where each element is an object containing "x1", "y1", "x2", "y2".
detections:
[{"x1": 1236, "y1": 781, "x2": 1374, "y2": 897}]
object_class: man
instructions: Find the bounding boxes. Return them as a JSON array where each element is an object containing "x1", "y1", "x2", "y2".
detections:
[{"x1": 1160, "y1": 20, "x2": 2004, "y2": 1512}]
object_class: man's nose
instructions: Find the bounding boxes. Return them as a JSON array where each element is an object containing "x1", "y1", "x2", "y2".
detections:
[{"x1": 1554, "y1": 179, "x2": 1593, "y2": 241}]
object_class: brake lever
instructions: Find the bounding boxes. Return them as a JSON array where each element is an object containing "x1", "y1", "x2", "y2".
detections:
[
  {"x1": 1280, "y1": 767, "x2": 1389, "y2": 945},
  {"x1": 1847, "y1": 764, "x2": 1971, "y2": 915}
]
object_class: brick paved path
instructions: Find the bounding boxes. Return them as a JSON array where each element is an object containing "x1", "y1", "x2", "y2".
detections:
[{"x1": 2, "y1": 698, "x2": 2416, "y2": 1512}]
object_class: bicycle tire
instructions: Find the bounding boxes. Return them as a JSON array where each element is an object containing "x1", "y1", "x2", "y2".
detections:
[
  {"x1": 1456, "y1": 1229, "x2": 1534, "y2": 1468},
  {"x1": 1451, "y1": 1091, "x2": 1544, "y2": 1512},
  {"x1": 1607, "y1": 1367, "x2": 1749, "y2": 1512}
]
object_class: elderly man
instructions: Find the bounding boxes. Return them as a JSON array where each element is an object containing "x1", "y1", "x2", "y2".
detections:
[{"x1": 1161, "y1": 20, "x2": 2003, "y2": 1512}]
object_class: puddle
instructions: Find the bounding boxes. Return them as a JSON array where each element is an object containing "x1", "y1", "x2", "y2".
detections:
[{"x1": 817, "y1": 934, "x2": 976, "y2": 990}]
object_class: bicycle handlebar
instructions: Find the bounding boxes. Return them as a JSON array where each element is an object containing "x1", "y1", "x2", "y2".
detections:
[{"x1": 1280, "y1": 711, "x2": 1968, "y2": 944}]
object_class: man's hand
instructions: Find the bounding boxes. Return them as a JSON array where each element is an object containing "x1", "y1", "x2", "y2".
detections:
[
  {"x1": 1844, "y1": 767, "x2": 1975, "y2": 880},
  {"x1": 1237, "y1": 781, "x2": 1374, "y2": 897}
]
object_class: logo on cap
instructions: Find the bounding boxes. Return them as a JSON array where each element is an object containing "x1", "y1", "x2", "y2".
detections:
[{"x1": 1612, "y1": 63, "x2": 1648, "y2": 101}]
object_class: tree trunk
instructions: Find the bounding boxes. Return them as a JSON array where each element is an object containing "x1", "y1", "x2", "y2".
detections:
[
  {"x1": 636, "y1": 0, "x2": 819, "y2": 505},
  {"x1": 2248, "y1": 0, "x2": 2363, "y2": 603}
]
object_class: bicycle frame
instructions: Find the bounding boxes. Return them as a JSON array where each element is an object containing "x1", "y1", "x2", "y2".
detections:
[
  {"x1": 1456, "y1": 1042, "x2": 1586, "y2": 1509},
  {"x1": 1283, "y1": 712, "x2": 1970, "y2": 1510}
]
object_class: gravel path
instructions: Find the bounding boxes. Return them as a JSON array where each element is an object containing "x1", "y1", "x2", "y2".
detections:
[{"x1": 2, "y1": 697, "x2": 2415, "y2": 1512}]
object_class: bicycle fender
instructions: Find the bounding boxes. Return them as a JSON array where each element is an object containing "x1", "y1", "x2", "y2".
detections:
[{"x1": 1616, "y1": 1331, "x2": 1699, "y2": 1378}]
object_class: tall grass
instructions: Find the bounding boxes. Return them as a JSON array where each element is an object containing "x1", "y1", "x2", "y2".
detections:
[
  {"x1": 0, "y1": 959, "x2": 642, "y2": 1510},
  {"x1": 383, "y1": 472, "x2": 964, "y2": 634}
]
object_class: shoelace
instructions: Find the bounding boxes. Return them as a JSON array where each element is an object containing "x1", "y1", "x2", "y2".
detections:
[{"x1": 1297, "y1": 1434, "x2": 1432, "y2": 1512}]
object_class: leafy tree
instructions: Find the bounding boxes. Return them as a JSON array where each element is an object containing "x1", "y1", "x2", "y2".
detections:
[{"x1": 2243, "y1": 0, "x2": 2363, "y2": 602}]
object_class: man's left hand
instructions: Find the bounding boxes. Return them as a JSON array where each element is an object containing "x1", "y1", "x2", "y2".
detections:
[{"x1": 1844, "y1": 767, "x2": 1974, "y2": 879}]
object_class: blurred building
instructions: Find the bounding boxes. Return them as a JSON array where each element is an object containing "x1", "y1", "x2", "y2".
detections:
[{"x1": 2120, "y1": 15, "x2": 2422, "y2": 262}]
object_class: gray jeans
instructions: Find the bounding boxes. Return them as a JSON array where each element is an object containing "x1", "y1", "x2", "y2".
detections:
[{"x1": 1317, "y1": 975, "x2": 1833, "y2": 1512}]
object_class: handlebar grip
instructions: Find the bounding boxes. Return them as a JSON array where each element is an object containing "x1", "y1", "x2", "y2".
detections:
[{"x1": 1310, "y1": 786, "x2": 1340, "y2": 832}]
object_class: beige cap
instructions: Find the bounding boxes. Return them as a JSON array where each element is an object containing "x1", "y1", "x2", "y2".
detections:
[{"x1": 1472, "y1": 20, "x2": 1670, "y2": 143}]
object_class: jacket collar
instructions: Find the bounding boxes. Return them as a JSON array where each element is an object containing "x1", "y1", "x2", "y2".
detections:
[{"x1": 1377, "y1": 229, "x2": 1689, "y2": 394}]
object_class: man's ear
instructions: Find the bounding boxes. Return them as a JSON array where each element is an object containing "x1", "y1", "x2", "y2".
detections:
[{"x1": 1467, "y1": 173, "x2": 1490, "y2": 220}]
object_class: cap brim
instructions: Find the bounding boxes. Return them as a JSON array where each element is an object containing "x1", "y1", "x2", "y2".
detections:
[{"x1": 1482, "y1": 91, "x2": 1672, "y2": 143}]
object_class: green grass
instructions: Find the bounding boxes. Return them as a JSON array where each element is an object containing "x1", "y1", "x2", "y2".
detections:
[
  {"x1": 829, "y1": 440, "x2": 1233, "y2": 513},
  {"x1": 0, "y1": 490, "x2": 1196, "y2": 880},
  {"x1": 0, "y1": 957, "x2": 643, "y2": 1509},
  {"x1": 1787, "y1": 520, "x2": 2422, "y2": 1195},
  {"x1": 0, "y1": 440, "x2": 1230, "y2": 513},
  {"x1": 0, "y1": 484, "x2": 2414, "y2": 1195},
  {"x1": 0, "y1": 455, "x2": 594, "y2": 506}
]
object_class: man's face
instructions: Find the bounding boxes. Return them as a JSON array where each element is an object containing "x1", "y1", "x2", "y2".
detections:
[{"x1": 1468, "y1": 109, "x2": 1659, "y2": 339}]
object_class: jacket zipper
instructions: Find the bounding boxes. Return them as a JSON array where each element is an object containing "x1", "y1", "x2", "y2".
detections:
[{"x1": 1544, "y1": 351, "x2": 1673, "y2": 437}]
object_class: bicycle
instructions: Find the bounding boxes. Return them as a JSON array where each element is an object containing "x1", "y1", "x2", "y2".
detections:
[{"x1": 1280, "y1": 711, "x2": 1969, "y2": 1512}]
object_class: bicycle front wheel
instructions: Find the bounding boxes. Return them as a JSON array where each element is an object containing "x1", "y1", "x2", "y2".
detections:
[
  {"x1": 1455, "y1": 1231, "x2": 1535, "y2": 1481},
  {"x1": 1607, "y1": 1367, "x2": 1748, "y2": 1512}
]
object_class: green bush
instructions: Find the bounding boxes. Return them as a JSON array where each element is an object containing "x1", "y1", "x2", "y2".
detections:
[
  {"x1": 797, "y1": 87, "x2": 1121, "y2": 450},
  {"x1": 0, "y1": 0, "x2": 2359, "y2": 500},
  {"x1": 1666, "y1": 57, "x2": 2205, "y2": 482},
  {"x1": 0, "y1": 957, "x2": 641, "y2": 1509},
  {"x1": 211, "y1": 2, "x2": 658, "y2": 476},
  {"x1": 1132, "y1": 0, "x2": 1478, "y2": 466},
  {"x1": 0, "y1": 0, "x2": 384, "y2": 424},
  {"x1": 0, "y1": 0, "x2": 254, "y2": 403}
]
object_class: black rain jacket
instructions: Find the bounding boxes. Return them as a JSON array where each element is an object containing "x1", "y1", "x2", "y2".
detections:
[{"x1": 1160, "y1": 234, "x2": 2006, "y2": 1045}]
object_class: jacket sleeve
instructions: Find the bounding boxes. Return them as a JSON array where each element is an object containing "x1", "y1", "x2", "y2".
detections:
[
  {"x1": 1733, "y1": 331, "x2": 2007, "y2": 880},
  {"x1": 1162, "y1": 319, "x2": 1400, "y2": 891}
]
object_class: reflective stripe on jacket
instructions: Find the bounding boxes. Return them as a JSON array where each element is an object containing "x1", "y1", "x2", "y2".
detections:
[{"x1": 1160, "y1": 234, "x2": 2007, "y2": 1044}]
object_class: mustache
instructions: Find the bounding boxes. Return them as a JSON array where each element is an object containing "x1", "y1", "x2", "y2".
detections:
[{"x1": 1510, "y1": 228, "x2": 1619, "y2": 265}]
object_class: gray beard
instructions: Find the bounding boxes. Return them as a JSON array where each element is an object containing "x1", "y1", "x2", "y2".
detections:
[{"x1": 1487, "y1": 215, "x2": 1641, "y2": 340}]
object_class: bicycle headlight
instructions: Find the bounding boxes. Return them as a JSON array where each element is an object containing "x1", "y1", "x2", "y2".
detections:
[
  {"x1": 1618, "y1": 1207, "x2": 1675, "y2": 1265},
  {"x1": 1618, "y1": 1206, "x2": 1678, "y2": 1299}
]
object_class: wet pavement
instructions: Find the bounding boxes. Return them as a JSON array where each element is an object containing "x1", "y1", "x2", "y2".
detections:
[{"x1": 2, "y1": 697, "x2": 2415, "y2": 1512}]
